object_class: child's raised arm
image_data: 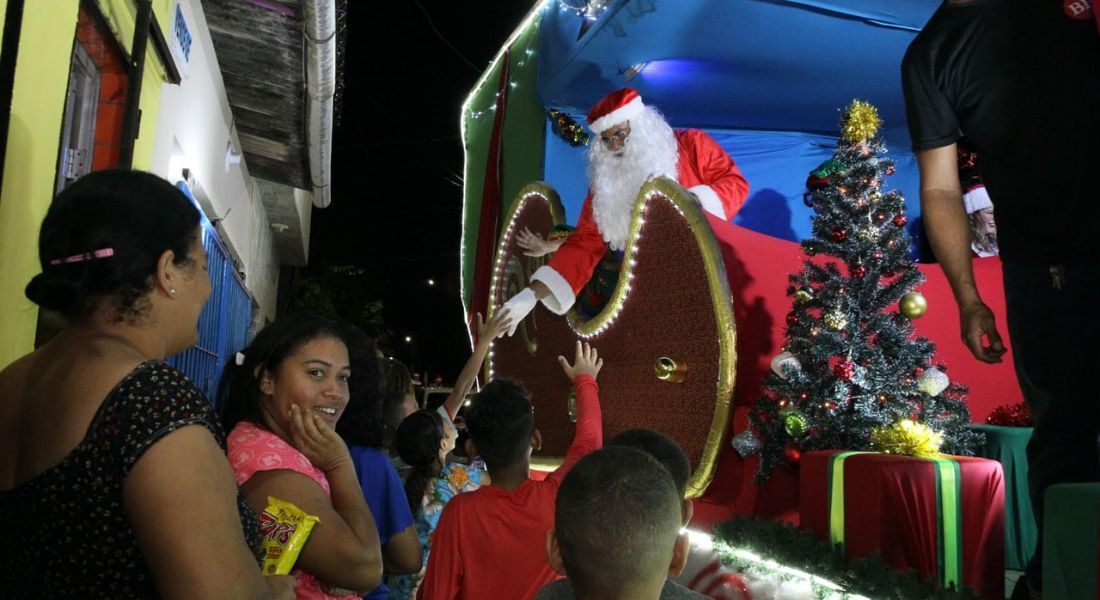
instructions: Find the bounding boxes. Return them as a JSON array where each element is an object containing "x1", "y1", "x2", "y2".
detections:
[
  {"x1": 441, "y1": 309, "x2": 512, "y2": 421},
  {"x1": 552, "y1": 341, "x2": 604, "y2": 481}
]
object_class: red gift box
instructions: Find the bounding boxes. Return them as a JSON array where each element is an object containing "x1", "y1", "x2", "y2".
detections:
[{"x1": 800, "y1": 450, "x2": 1005, "y2": 600}]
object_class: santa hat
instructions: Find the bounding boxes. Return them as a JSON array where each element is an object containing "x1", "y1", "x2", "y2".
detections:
[{"x1": 587, "y1": 88, "x2": 646, "y2": 133}]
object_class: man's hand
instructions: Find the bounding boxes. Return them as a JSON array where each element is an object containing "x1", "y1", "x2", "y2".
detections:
[
  {"x1": 517, "y1": 227, "x2": 563, "y2": 257},
  {"x1": 959, "y1": 302, "x2": 1007, "y2": 363},
  {"x1": 558, "y1": 341, "x2": 604, "y2": 381},
  {"x1": 500, "y1": 288, "x2": 537, "y2": 337},
  {"x1": 476, "y1": 309, "x2": 512, "y2": 345}
]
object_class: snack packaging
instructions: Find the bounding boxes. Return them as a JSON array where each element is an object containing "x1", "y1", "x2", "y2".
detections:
[{"x1": 259, "y1": 496, "x2": 320, "y2": 575}]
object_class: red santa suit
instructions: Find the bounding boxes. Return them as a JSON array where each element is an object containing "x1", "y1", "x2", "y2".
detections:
[{"x1": 530, "y1": 127, "x2": 749, "y2": 315}]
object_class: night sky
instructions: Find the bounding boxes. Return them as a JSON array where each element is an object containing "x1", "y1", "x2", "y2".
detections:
[{"x1": 309, "y1": 1, "x2": 533, "y2": 383}]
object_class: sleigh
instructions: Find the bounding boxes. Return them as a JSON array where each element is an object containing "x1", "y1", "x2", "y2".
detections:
[{"x1": 486, "y1": 176, "x2": 1022, "y2": 518}]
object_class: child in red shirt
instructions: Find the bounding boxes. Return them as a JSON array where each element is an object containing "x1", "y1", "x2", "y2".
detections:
[{"x1": 417, "y1": 341, "x2": 604, "y2": 600}]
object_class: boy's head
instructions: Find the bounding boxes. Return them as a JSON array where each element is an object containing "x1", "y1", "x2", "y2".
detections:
[
  {"x1": 548, "y1": 447, "x2": 689, "y2": 599},
  {"x1": 608, "y1": 429, "x2": 690, "y2": 496},
  {"x1": 463, "y1": 378, "x2": 538, "y2": 470},
  {"x1": 608, "y1": 428, "x2": 693, "y2": 526}
]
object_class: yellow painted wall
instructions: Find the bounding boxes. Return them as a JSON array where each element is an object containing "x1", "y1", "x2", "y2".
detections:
[
  {"x1": 0, "y1": 0, "x2": 8, "y2": 51},
  {"x1": 0, "y1": 0, "x2": 171, "y2": 368}
]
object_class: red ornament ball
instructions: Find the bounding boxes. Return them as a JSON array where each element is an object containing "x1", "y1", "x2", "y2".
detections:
[
  {"x1": 784, "y1": 444, "x2": 802, "y2": 465},
  {"x1": 885, "y1": 164, "x2": 896, "y2": 176},
  {"x1": 786, "y1": 313, "x2": 799, "y2": 326},
  {"x1": 851, "y1": 265, "x2": 867, "y2": 279},
  {"x1": 893, "y1": 214, "x2": 908, "y2": 227},
  {"x1": 831, "y1": 228, "x2": 849, "y2": 242},
  {"x1": 914, "y1": 367, "x2": 924, "y2": 376},
  {"x1": 833, "y1": 360, "x2": 856, "y2": 381}
]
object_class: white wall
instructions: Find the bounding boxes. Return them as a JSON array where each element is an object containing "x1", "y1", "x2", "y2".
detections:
[{"x1": 147, "y1": 0, "x2": 284, "y2": 321}]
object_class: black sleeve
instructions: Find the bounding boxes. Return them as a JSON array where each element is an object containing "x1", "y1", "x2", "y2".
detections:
[
  {"x1": 106, "y1": 363, "x2": 225, "y2": 480},
  {"x1": 901, "y1": 40, "x2": 960, "y2": 152}
]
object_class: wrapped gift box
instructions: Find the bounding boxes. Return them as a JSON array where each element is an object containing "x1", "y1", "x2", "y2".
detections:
[
  {"x1": 1042, "y1": 483, "x2": 1100, "y2": 600},
  {"x1": 800, "y1": 450, "x2": 1005, "y2": 600},
  {"x1": 969, "y1": 424, "x2": 1036, "y2": 571}
]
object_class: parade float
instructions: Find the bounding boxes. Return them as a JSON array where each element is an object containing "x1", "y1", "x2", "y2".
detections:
[{"x1": 461, "y1": 2, "x2": 1031, "y2": 597}]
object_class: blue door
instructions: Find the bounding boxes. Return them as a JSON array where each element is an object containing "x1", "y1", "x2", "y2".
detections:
[{"x1": 167, "y1": 181, "x2": 254, "y2": 406}]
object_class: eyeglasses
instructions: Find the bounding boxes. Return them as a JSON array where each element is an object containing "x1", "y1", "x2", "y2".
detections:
[{"x1": 599, "y1": 128, "x2": 630, "y2": 149}]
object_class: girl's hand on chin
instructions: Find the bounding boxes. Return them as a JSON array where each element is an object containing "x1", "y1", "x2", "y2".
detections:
[{"x1": 288, "y1": 404, "x2": 350, "y2": 473}]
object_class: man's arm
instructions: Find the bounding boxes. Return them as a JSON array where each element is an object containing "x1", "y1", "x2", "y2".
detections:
[
  {"x1": 916, "y1": 145, "x2": 1006, "y2": 363},
  {"x1": 680, "y1": 129, "x2": 750, "y2": 220},
  {"x1": 531, "y1": 196, "x2": 608, "y2": 314}
]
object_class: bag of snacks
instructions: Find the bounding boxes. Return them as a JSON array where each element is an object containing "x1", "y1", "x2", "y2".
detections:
[{"x1": 259, "y1": 496, "x2": 320, "y2": 575}]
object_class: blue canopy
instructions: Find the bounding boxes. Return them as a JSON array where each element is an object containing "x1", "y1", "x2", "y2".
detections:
[{"x1": 535, "y1": 0, "x2": 942, "y2": 257}]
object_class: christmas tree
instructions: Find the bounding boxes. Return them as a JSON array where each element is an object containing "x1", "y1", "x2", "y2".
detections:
[{"x1": 749, "y1": 100, "x2": 981, "y2": 480}]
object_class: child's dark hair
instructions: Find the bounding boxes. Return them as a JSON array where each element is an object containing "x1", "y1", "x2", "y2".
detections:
[
  {"x1": 555, "y1": 447, "x2": 682, "y2": 597},
  {"x1": 218, "y1": 313, "x2": 349, "y2": 432},
  {"x1": 25, "y1": 170, "x2": 201, "y2": 323},
  {"x1": 463, "y1": 378, "x2": 534, "y2": 469},
  {"x1": 608, "y1": 429, "x2": 690, "y2": 496},
  {"x1": 335, "y1": 323, "x2": 383, "y2": 447},
  {"x1": 378, "y1": 358, "x2": 415, "y2": 449},
  {"x1": 394, "y1": 409, "x2": 446, "y2": 514}
]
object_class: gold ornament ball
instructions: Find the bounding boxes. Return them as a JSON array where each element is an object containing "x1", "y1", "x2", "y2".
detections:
[
  {"x1": 824, "y1": 310, "x2": 848, "y2": 330},
  {"x1": 899, "y1": 292, "x2": 928, "y2": 319}
]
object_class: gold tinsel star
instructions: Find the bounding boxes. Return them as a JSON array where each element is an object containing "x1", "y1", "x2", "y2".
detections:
[{"x1": 841, "y1": 99, "x2": 882, "y2": 143}]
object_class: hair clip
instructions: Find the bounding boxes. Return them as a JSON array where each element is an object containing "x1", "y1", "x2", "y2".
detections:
[
  {"x1": 235, "y1": 352, "x2": 246, "y2": 366},
  {"x1": 48, "y1": 247, "x2": 114, "y2": 266}
]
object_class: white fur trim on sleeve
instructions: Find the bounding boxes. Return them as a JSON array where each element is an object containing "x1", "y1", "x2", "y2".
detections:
[
  {"x1": 589, "y1": 96, "x2": 645, "y2": 133},
  {"x1": 689, "y1": 185, "x2": 726, "y2": 219},
  {"x1": 962, "y1": 186, "x2": 992, "y2": 214},
  {"x1": 531, "y1": 265, "x2": 576, "y2": 315}
]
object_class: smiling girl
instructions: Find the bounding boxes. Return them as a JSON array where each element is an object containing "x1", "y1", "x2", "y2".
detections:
[{"x1": 219, "y1": 314, "x2": 383, "y2": 599}]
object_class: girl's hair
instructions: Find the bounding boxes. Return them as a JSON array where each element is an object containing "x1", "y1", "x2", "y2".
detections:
[
  {"x1": 25, "y1": 170, "x2": 201, "y2": 323},
  {"x1": 335, "y1": 323, "x2": 383, "y2": 447},
  {"x1": 394, "y1": 409, "x2": 445, "y2": 514},
  {"x1": 377, "y1": 358, "x2": 415, "y2": 450},
  {"x1": 218, "y1": 313, "x2": 349, "y2": 433}
]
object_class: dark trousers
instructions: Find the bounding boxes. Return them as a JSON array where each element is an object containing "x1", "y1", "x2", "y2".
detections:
[{"x1": 1003, "y1": 262, "x2": 1100, "y2": 588}]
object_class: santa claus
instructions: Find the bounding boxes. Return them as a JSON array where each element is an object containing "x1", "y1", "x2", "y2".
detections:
[{"x1": 501, "y1": 88, "x2": 749, "y2": 335}]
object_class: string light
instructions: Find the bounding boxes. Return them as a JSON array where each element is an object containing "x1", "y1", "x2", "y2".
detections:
[{"x1": 684, "y1": 530, "x2": 868, "y2": 599}]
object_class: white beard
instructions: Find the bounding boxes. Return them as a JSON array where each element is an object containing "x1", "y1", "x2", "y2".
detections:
[{"x1": 588, "y1": 106, "x2": 679, "y2": 251}]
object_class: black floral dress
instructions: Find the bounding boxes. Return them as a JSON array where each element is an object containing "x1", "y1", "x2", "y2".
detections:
[{"x1": 0, "y1": 361, "x2": 262, "y2": 598}]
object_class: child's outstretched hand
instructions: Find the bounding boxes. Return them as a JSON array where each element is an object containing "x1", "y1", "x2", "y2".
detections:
[
  {"x1": 477, "y1": 309, "x2": 512, "y2": 344},
  {"x1": 558, "y1": 340, "x2": 603, "y2": 381}
]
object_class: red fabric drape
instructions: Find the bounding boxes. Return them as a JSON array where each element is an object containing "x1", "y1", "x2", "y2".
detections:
[
  {"x1": 800, "y1": 451, "x2": 1005, "y2": 600},
  {"x1": 468, "y1": 52, "x2": 511, "y2": 342}
]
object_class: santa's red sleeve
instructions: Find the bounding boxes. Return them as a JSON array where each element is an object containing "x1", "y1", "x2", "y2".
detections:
[
  {"x1": 679, "y1": 129, "x2": 750, "y2": 220},
  {"x1": 531, "y1": 193, "x2": 606, "y2": 314}
]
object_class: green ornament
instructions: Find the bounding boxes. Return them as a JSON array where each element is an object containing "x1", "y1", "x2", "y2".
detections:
[
  {"x1": 784, "y1": 411, "x2": 809, "y2": 438},
  {"x1": 795, "y1": 286, "x2": 815, "y2": 304}
]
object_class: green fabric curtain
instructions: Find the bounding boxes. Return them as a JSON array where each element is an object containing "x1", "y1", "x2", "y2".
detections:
[{"x1": 969, "y1": 424, "x2": 1036, "y2": 571}]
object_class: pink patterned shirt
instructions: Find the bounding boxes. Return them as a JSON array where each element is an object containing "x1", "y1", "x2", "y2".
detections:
[{"x1": 228, "y1": 421, "x2": 352, "y2": 600}]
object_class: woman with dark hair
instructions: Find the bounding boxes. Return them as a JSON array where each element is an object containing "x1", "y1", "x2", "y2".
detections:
[
  {"x1": 334, "y1": 324, "x2": 421, "y2": 600},
  {"x1": 0, "y1": 170, "x2": 291, "y2": 598},
  {"x1": 219, "y1": 313, "x2": 383, "y2": 598},
  {"x1": 377, "y1": 358, "x2": 418, "y2": 453}
]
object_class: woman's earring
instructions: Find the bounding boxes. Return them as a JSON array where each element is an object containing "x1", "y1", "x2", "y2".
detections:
[{"x1": 170, "y1": 288, "x2": 177, "y2": 297}]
